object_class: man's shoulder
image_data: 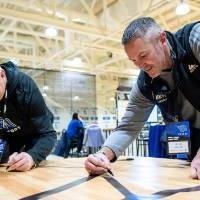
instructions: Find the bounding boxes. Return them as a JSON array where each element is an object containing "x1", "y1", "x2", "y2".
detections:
[
  {"x1": 17, "y1": 71, "x2": 37, "y2": 91},
  {"x1": 14, "y1": 71, "x2": 40, "y2": 107},
  {"x1": 175, "y1": 21, "x2": 200, "y2": 36},
  {"x1": 189, "y1": 23, "x2": 200, "y2": 42},
  {"x1": 189, "y1": 23, "x2": 200, "y2": 64}
]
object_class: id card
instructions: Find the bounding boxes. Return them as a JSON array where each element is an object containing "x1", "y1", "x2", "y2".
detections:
[
  {"x1": 0, "y1": 139, "x2": 6, "y2": 161},
  {"x1": 166, "y1": 121, "x2": 190, "y2": 155},
  {"x1": 0, "y1": 139, "x2": 9, "y2": 163},
  {"x1": 168, "y1": 140, "x2": 189, "y2": 154}
]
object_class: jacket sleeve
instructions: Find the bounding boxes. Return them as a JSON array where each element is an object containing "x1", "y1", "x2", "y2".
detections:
[
  {"x1": 189, "y1": 23, "x2": 200, "y2": 63},
  {"x1": 25, "y1": 79, "x2": 56, "y2": 165},
  {"x1": 103, "y1": 82, "x2": 155, "y2": 160}
]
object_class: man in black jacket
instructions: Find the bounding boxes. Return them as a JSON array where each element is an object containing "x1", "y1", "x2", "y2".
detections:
[
  {"x1": 85, "y1": 17, "x2": 200, "y2": 179},
  {"x1": 0, "y1": 61, "x2": 56, "y2": 171}
]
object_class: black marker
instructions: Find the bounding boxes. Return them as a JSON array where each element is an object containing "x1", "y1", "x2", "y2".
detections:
[{"x1": 107, "y1": 168, "x2": 114, "y2": 176}]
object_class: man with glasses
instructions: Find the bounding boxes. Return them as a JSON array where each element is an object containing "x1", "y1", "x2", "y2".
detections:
[
  {"x1": 85, "y1": 17, "x2": 200, "y2": 179},
  {"x1": 0, "y1": 61, "x2": 56, "y2": 171}
]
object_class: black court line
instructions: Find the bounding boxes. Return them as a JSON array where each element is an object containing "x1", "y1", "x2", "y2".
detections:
[
  {"x1": 104, "y1": 176, "x2": 161, "y2": 200},
  {"x1": 153, "y1": 185, "x2": 200, "y2": 197},
  {"x1": 104, "y1": 176, "x2": 200, "y2": 200},
  {"x1": 19, "y1": 176, "x2": 95, "y2": 200},
  {"x1": 19, "y1": 173, "x2": 200, "y2": 200}
]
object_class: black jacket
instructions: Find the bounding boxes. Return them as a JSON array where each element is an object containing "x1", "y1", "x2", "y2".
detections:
[{"x1": 0, "y1": 61, "x2": 56, "y2": 165}]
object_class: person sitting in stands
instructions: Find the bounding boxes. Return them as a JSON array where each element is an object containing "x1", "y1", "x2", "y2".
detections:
[{"x1": 64, "y1": 113, "x2": 84, "y2": 158}]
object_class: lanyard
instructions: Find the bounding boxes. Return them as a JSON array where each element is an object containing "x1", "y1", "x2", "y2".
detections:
[
  {"x1": 0, "y1": 89, "x2": 7, "y2": 118},
  {"x1": 3, "y1": 89, "x2": 7, "y2": 115}
]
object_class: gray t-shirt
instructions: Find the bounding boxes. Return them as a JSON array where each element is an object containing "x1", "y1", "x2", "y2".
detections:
[
  {"x1": 159, "y1": 71, "x2": 200, "y2": 129},
  {"x1": 104, "y1": 23, "x2": 200, "y2": 158}
]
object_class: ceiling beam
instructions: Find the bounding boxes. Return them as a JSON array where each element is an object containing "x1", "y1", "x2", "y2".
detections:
[
  {"x1": 0, "y1": 0, "x2": 99, "y2": 24},
  {"x1": 96, "y1": 54, "x2": 127, "y2": 69},
  {"x1": 0, "y1": 20, "x2": 16, "y2": 41},
  {"x1": 0, "y1": 24, "x2": 64, "y2": 41},
  {"x1": 0, "y1": 50, "x2": 44, "y2": 62},
  {"x1": 24, "y1": 23, "x2": 50, "y2": 53},
  {"x1": 0, "y1": 7, "x2": 120, "y2": 42}
]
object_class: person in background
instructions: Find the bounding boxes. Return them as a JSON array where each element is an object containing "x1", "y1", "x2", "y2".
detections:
[
  {"x1": 83, "y1": 123, "x2": 105, "y2": 154},
  {"x1": 0, "y1": 61, "x2": 56, "y2": 171},
  {"x1": 79, "y1": 115, "x2": 86, "y2": 128},
  {"x1": 64, "y1": 112, "x2": 84, "y2": 157},
  {"x1": 52, "y1": 129, "x2": 66, "y2": 157},
  {"x1": 84, "y1": 17, "x2": 200, "y2": 179}
]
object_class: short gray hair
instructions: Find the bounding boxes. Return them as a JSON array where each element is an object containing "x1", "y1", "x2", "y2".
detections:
[{"x1": 122, "y1": 17, "x2": 162, "y2": 45}]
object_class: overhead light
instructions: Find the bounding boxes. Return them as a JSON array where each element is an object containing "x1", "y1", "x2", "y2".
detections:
[
  {"x1": 110, "y1": 97, "x2": 115, "y2": 101},
  {"x1": 62, "y1": 57, "x2": 83, "y2": 67},
  {"x1": 45, "y1": 27, "x2": 58, "y2": 37},
  {"x1": 55, "y1": 12, "x2": 65, "y2": 19},
  {"x1": 72, "y1": 57, "x2": 82, "y2": 65},
  {"x1": 73, "y1": 96, "x2": 80, "y2": 101},
  {"x1": 176, "y1": 0, "x2": 190, "y2": 15},
  {"x1": 43, "y1": 85, "x2": 49, "y2": 91}
]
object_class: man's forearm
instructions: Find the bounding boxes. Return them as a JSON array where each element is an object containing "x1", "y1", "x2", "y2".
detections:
[{"x1": 27, "y1": 132, "x2": 56, "y2": 164}]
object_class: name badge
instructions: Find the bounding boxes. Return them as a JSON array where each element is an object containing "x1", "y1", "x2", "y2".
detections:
[
  {"x1": 166, "y1": 121, "x2": 190, "y2": 154},
  {"x1": 0, "y1": 139, "x2": 7, "y2": 163}
]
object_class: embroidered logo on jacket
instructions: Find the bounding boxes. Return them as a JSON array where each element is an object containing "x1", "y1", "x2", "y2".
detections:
[
  {"x1": 0, "y1": 117, "x2": 21, "y2": 133},
  {"x1": 155, "y1": 94, "x2": 168, "y2": 103},
  {"x1": 188, "y1": 64, "x2": 198, "y2": 73}
]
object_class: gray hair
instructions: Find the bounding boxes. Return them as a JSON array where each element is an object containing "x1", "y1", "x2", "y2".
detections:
[{"x1": 122, "y1": 17, "x2": 162, "y2": 45}]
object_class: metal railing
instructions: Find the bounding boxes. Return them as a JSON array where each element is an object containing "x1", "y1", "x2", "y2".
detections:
[{"x1": 102, "y1": 129, "x2": 149, "y2": 157}]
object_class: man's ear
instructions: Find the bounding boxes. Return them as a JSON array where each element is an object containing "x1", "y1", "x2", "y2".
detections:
[
  {"x1": 159, "y1": 31, "x2": 167, "y2": 47},
  {"x1": 0, "y1": 68, "x2": 6, "y2": 79}
]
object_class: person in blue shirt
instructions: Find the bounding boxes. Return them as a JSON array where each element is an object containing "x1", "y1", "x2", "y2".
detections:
[{"x1": 64, "y1": 113, "x2": 84, "y2": 158}]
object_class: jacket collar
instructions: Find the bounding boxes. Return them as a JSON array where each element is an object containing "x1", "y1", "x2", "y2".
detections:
[{"x1": 165, "y1": 31, "x2": 187, "y2": 65}]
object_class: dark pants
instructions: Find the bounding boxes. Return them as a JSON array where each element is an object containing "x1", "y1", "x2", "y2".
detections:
[
  {"x1": 77, "y1": 131, "x2": 84, "y2": 153},
  {"x1": 64, "y1": 132, "x2": 84, "y2": 158},
  {"x1": 64, "y1": 136, "x2": 73, "y2": 158},
  {"x1": 53, "y1": 132, "x2": 66, "y2": 157}
]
